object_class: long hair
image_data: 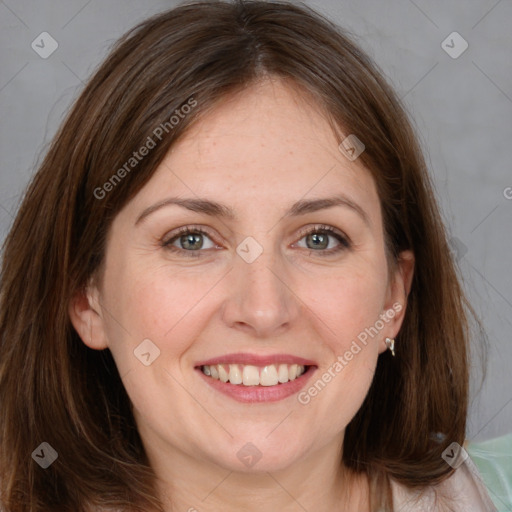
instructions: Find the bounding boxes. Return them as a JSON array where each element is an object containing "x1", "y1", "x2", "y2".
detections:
[{"x1": 0, "y1": 1, "x2": 473, "y2": 510}]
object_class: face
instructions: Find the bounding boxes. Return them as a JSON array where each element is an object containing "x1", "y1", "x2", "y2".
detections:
[{"x1": 71, "y1": 78, "x2": 413, "y2": 477}]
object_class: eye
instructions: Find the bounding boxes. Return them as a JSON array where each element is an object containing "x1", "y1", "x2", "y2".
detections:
[
  {"x1": 161, "y1": 224, "x2": 351, "y2": 258},
  {"x1": 294, "y1": 225, "x2": 351, "y2": 256},
  {"x1": 162, "y1": 226, "x2": 218, "y2": 257}
]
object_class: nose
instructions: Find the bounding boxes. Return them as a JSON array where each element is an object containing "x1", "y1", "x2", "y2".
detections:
[{"x1": 220, "y1": 244, "x2": 301, "y2": 339}]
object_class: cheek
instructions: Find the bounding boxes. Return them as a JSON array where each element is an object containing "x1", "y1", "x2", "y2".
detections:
[
  {"x1": 101, "y1": 261, "x2": 222, "y2": 369},
  {"x1": 301, "y1": 261, "x2": 388, "y2": 351},
  {"x1": 293, "y1": 262, "x2": 387, "y2": 430}
]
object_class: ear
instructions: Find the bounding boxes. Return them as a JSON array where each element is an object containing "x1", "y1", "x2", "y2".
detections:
[
  {"x1": 378, "y1": 249, "x2": 415, "y2": 354},
  {"x1": 69, "y1": 278, "x2": 109, "y2": 350}
]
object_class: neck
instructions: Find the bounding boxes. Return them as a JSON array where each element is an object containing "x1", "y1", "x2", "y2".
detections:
[{"x1": 147, "y1": 436, "x2": 369, "y2": 512}]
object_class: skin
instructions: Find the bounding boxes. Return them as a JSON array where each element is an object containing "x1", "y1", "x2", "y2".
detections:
[{"x1": 70, "y1": 77, "x2": 414, "y2": 512}]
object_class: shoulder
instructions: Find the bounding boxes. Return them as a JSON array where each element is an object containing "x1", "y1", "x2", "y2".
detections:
[
  {"x1": 467, "y1": 433, "x2": 512, "y2": 510},
  {"x1": 390, "y1": 454, "x2": 497, "y2": 511}
]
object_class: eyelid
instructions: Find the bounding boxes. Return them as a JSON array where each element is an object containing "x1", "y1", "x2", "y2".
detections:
[
  {"x1": 293, "y1": 224, "x2": 351, "y2": 253},
  {"x1": 162, "y1": 225, "x2": 219, "y2": 247},
  {"x1": 295, "y1": 224, "x2": 350, "y2": 244}
]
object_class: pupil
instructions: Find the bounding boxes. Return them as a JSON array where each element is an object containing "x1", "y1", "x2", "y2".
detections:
[
  {"x1": 308, "y1": 233, "x2": 327, "y2": 250},
  {"x1": 182, "y1": 233, "x2": 202, "y2": 250}
]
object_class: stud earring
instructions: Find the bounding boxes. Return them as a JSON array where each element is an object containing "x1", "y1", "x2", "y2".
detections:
[{"x1": 385, "y1": 337, "x2": 395, "y2": 357}]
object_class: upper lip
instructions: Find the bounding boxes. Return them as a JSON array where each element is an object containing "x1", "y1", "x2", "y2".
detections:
[{"x1": 195, "y1": 352, "x2": 317, "y2": 367}]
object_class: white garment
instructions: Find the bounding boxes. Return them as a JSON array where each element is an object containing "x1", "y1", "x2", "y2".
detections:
[{"x1": 391, "y1": 454, "x2": 497, "y2": 511}]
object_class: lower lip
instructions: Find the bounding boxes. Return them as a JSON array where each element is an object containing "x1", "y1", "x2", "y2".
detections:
[{"x1": 196, "y1": 366, "x2": 317, "y2": 403}]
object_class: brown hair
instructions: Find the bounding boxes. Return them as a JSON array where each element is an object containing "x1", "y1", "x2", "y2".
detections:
[{"x1": 0, "y1": 1, "x2": 475, "y2": 510}]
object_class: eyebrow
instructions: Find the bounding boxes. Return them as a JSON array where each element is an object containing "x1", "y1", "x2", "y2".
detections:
[{"x1": 135, "y1": 195, "x2": 370, "y2": 227}]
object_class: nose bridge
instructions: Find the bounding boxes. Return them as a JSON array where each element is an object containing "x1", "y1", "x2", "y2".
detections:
[{"x1": 222, "y1": 237, "x2": 298, "y2": 336}]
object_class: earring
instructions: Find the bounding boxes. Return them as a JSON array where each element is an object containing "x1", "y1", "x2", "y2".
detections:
[{"x1": 385, "y1": 337, "x2": 396, "y2": 357}]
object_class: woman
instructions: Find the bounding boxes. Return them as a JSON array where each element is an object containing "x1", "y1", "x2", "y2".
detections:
[{"x1": 0, "y1": 1, "x2": 497, "y2": 510}]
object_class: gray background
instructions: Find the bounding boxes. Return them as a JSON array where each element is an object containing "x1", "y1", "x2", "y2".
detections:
[{"x1": 0, "y1": 0, "x2": 511, "y2": 441}]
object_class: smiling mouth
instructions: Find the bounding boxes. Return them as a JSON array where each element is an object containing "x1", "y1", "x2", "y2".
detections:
[{"x1": 198, "y1": 363, "x2": 311, "y2": 386}]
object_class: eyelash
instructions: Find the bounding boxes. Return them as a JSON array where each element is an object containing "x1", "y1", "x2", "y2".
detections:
[{"x1": 161, "y1": 224, "x2": 351, "y2": 258}]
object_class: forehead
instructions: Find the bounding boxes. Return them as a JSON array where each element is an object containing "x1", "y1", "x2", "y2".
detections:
[{"x1": 126, "y1": 78, "x2": 380, "y2": 220}]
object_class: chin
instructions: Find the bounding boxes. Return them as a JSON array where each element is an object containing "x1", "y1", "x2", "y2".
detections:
[{"x1": 207, "y1": 435, "x2": 308, "y2": 473}]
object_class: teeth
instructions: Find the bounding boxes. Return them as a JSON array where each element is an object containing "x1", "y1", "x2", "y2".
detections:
[
  {"x1": 218, "y1": 365, "x2": 229, "y2": 383},
  {"x1": 260, "y1": 364, "x2": 279, "y2": 386},
  {"x1": 201, "y1": 363, "x2": 307, "y2": 386},
  {"x1": 277, "y1": 364, "x2": 289, "y2": 383},
  {"x1": 242, "y1": 365, "x2": 259, "y2": 386},
  {"x1": 229, "y1": 364, "x2": 243, "y2": 385}
]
